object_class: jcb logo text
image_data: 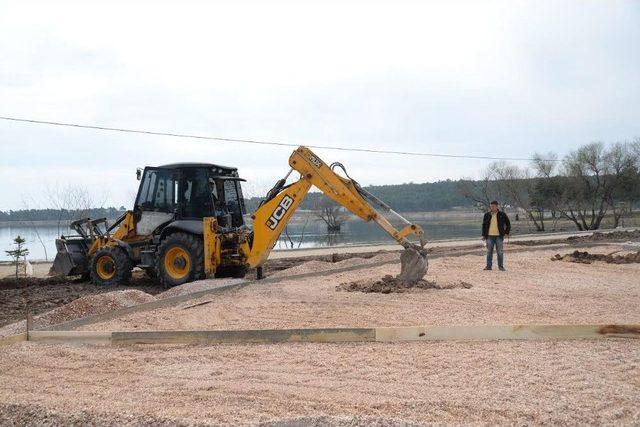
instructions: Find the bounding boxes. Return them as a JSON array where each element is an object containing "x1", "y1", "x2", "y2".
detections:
[{"x1": 266, "y1": 195, "x2": 294, "y2": 230}]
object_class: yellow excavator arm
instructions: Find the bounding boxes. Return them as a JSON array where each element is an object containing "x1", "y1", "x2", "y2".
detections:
[{"x1": 245, "y1": 146, "x2": 426, "y2": 268}]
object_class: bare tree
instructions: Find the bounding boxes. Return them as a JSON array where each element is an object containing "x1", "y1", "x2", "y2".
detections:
[
  {"x1": 492, "y1": 161, "x2": 546, "y2": 231},
  {"x1": 21, "y1": 196, "x2": 49, "y2": 261},
  {"x1": 560, "y1": 142, "x2": 613, "y2": 230},
  {"x1": 46, "y1": 184, "x2": 104, "y2": 235},
  {"x1": 531, "y1": 152, "x2": 564, "y2": 229},
  {"x1": 313, "y1": 196, "x2": 347, "y2": 232},
  {"x1": 605, "y1": 142, "x2": 640, "y2": 227},
  {"x1": 46, "y1": 184, "x2": 73, "y2": 236},
  {"x1": 297, "y1": 215, "x2": 311, "y2": 248},
  {"x1": 457, "y1": 166, "x2": 503, "y2": 212}
]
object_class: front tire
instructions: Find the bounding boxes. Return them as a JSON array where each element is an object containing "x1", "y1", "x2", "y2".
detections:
[
  {"x1": 155, "y1": 232, "x2": 204, "y2": 288},
  {"x1": 89, "y1": 247, "x2": 132, "y2": 286}
]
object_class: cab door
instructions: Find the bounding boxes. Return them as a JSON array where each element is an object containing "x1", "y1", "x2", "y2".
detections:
[{"x1": 134, "y1": 168, "x2": 178, "y2": 235}]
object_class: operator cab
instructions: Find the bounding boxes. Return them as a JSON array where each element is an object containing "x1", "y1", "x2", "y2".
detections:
[{"x1": 134, "y1": 163, "x2": 246, "y2": 233}]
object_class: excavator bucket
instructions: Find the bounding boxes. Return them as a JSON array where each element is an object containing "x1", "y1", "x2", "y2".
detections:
[{"x1": 396, "y1": 246, "x2": 428, "y2": 284}]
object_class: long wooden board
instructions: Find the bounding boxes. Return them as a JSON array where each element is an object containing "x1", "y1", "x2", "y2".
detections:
[
  {"x1": 20, "y1": 324, "x2": 638, "y2": 347},
  {"x1": 28, "y1": 330, "x2": 112, "y2": 345},
  {"x1": 375, "y1": 324, "x2": 640, "y2": 342},
  {"x1": 112, "y1": 328, "x2": 375, "y2": 346}
]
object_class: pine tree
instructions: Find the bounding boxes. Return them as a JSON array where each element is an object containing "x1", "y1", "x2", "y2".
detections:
[{"x1": 5, "y1": 235, "x2": 29, "y2": 279}]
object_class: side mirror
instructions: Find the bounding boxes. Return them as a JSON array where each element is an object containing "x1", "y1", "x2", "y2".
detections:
[{"x1": 136, "y1": 168, "x2": 142, "y2": 180}]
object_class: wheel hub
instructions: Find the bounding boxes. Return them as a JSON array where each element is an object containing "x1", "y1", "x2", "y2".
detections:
[
  {"x1": 164, "y1": 246, "x2": 191, "y2": 280},
  {"x1": 103, "y1": 261, "x2": 114, "y2": 273},
  {"x1": 173, "y1": 256, "x2": 186, "y2": 269},
  {"x1": 95, "y1": 255, "x2": 117, "y2": 280}
]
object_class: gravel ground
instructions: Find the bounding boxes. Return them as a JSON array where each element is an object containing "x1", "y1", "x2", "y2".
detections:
[
  {"x1": 0, "y1": 339, "x2": 638, "y2": 425},
  {"x1": 1, "y1": 243, "x2": 639, "y2": 425},
  {"x1": 80, "y1": 244, "x2": 640, "y2": 332}
]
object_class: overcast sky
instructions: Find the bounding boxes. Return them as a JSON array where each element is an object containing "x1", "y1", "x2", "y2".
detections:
[{"x1": 0, "y1": 0, "x2": 639, "y2": 210}]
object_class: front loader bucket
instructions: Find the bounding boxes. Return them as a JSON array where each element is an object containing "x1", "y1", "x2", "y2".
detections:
[{"x1": 49, "y1": 237, "x2": 90, "y2": 277}]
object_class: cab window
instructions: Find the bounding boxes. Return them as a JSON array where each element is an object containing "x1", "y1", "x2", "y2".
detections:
[{"x1": 135, "y1": 169, "x2": 176, "y2": 212}]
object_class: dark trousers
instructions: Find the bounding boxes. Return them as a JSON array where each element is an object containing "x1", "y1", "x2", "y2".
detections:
[{"x1": 486, "y1": 236, "x2": 504, "y2": 268}]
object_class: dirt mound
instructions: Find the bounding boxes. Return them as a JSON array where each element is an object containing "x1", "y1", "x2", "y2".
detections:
[
  {"x1": 551, "y1": 250, "x2": 640, "y2": 264},
  {"x1": 337, "y1": 274, "x2": 472, "y2": 294},
  {"x1": 0, "y1": 289, "x2": 156, "y2": 337}
]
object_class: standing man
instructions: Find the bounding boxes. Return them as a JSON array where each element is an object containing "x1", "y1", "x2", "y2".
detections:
[{"x1": 482, "y1": 200, "x2": 511, "y2": 271}]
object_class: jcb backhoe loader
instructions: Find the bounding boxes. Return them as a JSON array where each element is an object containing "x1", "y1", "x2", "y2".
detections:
[{"x1": 52, "y1": 146, "x2": 428, "y2": 287}]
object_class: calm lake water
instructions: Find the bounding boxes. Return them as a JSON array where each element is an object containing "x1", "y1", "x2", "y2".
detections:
[{"x1": 0, "y1": 213, "x2": 518, "y2": 261}]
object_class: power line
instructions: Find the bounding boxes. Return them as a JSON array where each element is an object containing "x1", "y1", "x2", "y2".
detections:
[{"x1": 0, "y1": 116, "x2": 553, "y2": 162}]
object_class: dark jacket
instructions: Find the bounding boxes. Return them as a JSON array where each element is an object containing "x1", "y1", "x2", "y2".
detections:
[{"x1": 482, "y1": 210, "x2": 511, "y2": 238}]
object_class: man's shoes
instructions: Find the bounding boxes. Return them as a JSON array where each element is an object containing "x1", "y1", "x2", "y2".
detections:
[
  {"x1": 499, "y1": 266, "x2": 506, "y2": 271},
  {"x1": 483, "y1": 266, "x2": 492, "y2": 270}
]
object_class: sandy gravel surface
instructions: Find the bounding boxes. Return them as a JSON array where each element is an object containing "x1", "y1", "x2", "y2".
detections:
[
  {"x1": 81, "y1": 244, "x2": 640, "y2": 332},
  {"x1": 0, "y1": 339, "x2": 638, "y2": 425}
]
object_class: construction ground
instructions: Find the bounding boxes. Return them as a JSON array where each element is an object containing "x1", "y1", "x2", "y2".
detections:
[{"x1": 1, "y1": 230, "x2": 639, "y2": 425}]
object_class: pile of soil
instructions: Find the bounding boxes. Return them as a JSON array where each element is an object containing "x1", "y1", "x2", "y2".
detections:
[
  {"x1": 551, "y1": 250, "x2": 640, "y2": 264},
  {"x1": 337, "y1": 274, "x2": 472, "y2": 294}
]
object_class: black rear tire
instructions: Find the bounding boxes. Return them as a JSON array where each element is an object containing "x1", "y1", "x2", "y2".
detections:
[
  {"x1": 89, "y1": 246, "x2": 132, "y2": 286},
  {"x1": 155, "y1": 232, "x2": 204, "y2": 288}
]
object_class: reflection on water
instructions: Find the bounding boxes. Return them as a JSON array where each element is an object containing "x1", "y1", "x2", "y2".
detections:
[{"x1": 1, "y1": 216, "x2": 485, "y2": 261}]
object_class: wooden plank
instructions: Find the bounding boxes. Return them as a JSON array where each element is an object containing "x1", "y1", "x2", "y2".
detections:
[
  {"x1": 22, "y1": 324, "x2": 640, "y2": 347},
  {"x1": 28, "y1": 331, "x2": 112, "y2": 345},
  {"x1": 0, "y1": 333, "x2": 27, "y2": 347},
  {"x1": 375, "y1": 324, "x2": 640, "y2": 342},
  {"x1": 112, "y1": 328, "x2": 376, "y2": 346}
]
